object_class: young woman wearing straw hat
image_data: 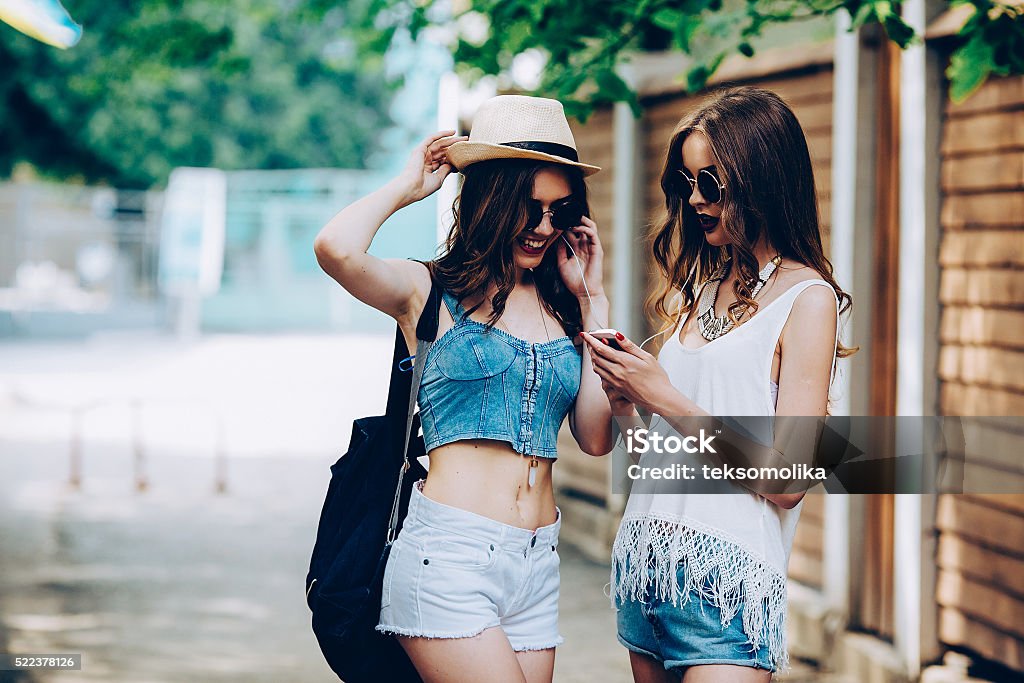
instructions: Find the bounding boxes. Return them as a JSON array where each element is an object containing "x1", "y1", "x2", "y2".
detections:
[
  {"x1": 580, "y1": 87, "x2": 854, "y2": 681},
  {"x1": 314, "y1": 94, "x2": 614, "y2": 683}
]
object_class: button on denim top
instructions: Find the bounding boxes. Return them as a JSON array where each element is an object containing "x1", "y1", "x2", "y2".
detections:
[{"x1": 418, "y1": 290, "x2": 582, "y2": 459}]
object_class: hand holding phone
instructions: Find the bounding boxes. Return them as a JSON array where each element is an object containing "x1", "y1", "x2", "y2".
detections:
[{"x1": 589, "y1": 328, "x2": 623, "y2": 351}]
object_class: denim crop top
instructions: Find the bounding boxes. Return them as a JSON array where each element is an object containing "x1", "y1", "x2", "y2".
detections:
[{"x1": 418, "y1": 290, "x2": 582, "y2": 459}]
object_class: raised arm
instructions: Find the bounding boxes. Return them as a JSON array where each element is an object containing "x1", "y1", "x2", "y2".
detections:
[
  {"x1": 558, "y1": 216, "x2": 614, "y2": 456},
  {"x1": 312, "y1": 131, "x2": 467, "y2": 326}
]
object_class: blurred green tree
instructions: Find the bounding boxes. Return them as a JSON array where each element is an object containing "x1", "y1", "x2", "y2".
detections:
[
  {"x1": 363, "y1": 0, "x2": 1023, "y2": 120},
  {"x1": 0, "y1": 0, "x2": 399, "y2": 188}
]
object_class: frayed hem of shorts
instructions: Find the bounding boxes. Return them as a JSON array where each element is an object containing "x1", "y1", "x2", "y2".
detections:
[
  {"x1": 375, "y1": 623, "x2": 499, "y2": 640},
  {"x1": 511, "y1": 637, "x2": 563, "y2": 652},
  {"x1": 665, "y1": 658, "x2": 776, "y2": 674},
  {"x1": 617, "y1": 634, "x2": 663, "y2": 662}
]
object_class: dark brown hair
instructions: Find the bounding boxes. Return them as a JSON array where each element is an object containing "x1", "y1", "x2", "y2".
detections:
[
  {"x1": 648, "y1": 86, "x2": 855, "y2": 360},
  {"x1": 430, "y1": 159, "x2": 589, "y2": 337}
]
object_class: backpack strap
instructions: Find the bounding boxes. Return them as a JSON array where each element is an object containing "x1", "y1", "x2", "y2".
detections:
[
  {"x1": 383, "y1": 262, "x2": 442, "y2": 416},
  {"x1": 386, "y1": 266, "x2": 442, "y2": 543},
  {"x1": 439, "y1": 290, "x2": 465, "y2": 321}
]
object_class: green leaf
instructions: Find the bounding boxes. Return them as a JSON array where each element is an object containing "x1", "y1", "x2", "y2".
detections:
[
  {"x1": 555, "y1": 70, "x2": 587, "y2": 98},
  {"x1": 652, "y1": 8, "x2": 684, "y2": 31},
  {"x1": 947, "y1": 33, "x2": 995, "y2": 103},
  {"x1": 686, "y1": 64, "x2": 711, "y2": 92},
  {"x1": 595, "y1": 68, "x2": 632, "y2": 103},
  {"x1": 675, "y1": 19, "x2": 699, "y2": 52},
  {"x1": 562, "y1": 99, "x2": 593, "y2": 123},
  {"x1": 849, "y1": 3, "x2": 876, "y2": 30},
  {"x1": 215, "y1": 54, "x2": 251, "y2": 77},
  {"x1": 738, "y1": 41, "x2": 755, "y2": 57},
  {"x1": 1011, "y1": 28, "x2": 1024, "y2": 71},
  {"x1": 409, "y1": 7, "x2": 428, "y2": 38},
  {"x1": 881, "y1": 14, "x2": 917, "y2": 48},
  {"x1": 685, "y1": 50, "x2": 728, "y2": 93},
  {"x1": 367, "y1": 25, "x2": 396, "y2": 53},
  {"x1": 982, "y1": 10, "x2": 1012, "y2": 43},
  {"x1": 626, "y1": 90, "x2": 643, "y2": 118},
  {"x1": 504, "y1": 19, "x2": 533, "y2": 53},
  {"x1": 742, "y1": 12, "x2": 767, "y2": 39}
]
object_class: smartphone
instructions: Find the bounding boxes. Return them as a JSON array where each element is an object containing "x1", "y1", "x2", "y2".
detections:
[{"x1": 589, "y1": 328, "x2": 623, "y2": 351}]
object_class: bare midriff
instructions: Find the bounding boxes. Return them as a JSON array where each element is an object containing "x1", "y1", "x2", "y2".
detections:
[{"x1": 420, "y1": 439, "x2": 557, "y2": 530}]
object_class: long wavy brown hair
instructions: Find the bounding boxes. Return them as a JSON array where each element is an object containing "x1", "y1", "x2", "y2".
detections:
[
  {"x1": 430, "y1": 159, "x2": 589, "y2": 338},
  {"x1": 648, "y1": 86, "x2": 855, "y2": 361}
]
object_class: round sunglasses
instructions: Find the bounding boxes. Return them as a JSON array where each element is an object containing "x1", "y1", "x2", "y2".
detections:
[
  {"x1": 674, "y1": 167, "x2": 726, "y2": 205},
  {"x1": 525, "y1": 197, "x2": 585, "y2": 232}
]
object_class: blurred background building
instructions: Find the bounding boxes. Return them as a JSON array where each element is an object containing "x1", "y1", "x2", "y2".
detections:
[{"x1": 0, "y1": 0, "x2": 446, "y2": 339}]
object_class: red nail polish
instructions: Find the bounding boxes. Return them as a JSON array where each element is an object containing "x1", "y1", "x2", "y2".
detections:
[
  {"x1": 602, "y1": 339, "x2": 609, "y2": 345},
  {"x1": 615, "y1": 332, "x2": 625, "y2": 341}
]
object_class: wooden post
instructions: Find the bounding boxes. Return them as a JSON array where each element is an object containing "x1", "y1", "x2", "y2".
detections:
[
  {"x1": 894, "y1": 0, "x2": 945, "y2": 675},
  {"x1": 69, "y1": 405, "x2": 82, "y2": 490},
  {"x1": 132, "y1": 398, "x2": 148, "y2": 492},
  {"x1": 215, "y1": 415, "x2": 227, "y2": 494}
]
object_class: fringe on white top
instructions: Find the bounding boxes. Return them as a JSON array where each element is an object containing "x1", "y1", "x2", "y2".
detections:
[{"x1": 611, "y1": 512, "x2": 790, "y2": 672}]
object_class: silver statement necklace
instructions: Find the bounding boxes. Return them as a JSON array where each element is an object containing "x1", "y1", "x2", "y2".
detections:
[{"x1": 696, "y1": 255, "x2": 782, "y2": 341}]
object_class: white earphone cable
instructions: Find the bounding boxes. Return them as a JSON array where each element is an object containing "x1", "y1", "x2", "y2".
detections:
[
  {"x1": 560, "y1": 234, "x2": 698, "y2": 351},
  {"x1": 636, "y1": 259, "x2": 699, "y2": 350},
  {"x1": 561, "y1": 234, "x2": 606, "y2": 329}
]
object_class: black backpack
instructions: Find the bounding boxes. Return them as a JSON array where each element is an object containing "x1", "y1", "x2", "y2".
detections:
[{"x1": 305, "y1": 277, "x2": 441, "y2": 683}]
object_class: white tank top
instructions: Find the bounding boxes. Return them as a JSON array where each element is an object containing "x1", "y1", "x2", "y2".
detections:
[{"x1": 610, "y1": 278, "x2": 840, "y2": 673}]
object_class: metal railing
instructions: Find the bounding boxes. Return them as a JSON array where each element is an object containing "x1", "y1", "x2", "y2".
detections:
[{"x1": 10, "y1": 390, "x2": 230, "y2": 494}]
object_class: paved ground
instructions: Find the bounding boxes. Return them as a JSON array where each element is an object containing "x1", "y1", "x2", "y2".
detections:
[
  {"x1": 0, "y1": 333, "x2": 837, "y2": 682},
  {"x1": 0, "y1": 444, "x2": 632, "y2": 683}
]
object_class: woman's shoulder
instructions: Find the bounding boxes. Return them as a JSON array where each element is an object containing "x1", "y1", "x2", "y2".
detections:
[
  {"x1": 765, "y1": 262, "x2": 838, "y2": 330},
  {"x1": 774, "y1": 262, "x2": 835, "y2": 298},
  {"x1": 774, "y1": 264, "x2": 838, "y2": 333},
  {"x1": 389, "y1": 258, "x2": 436, "y2": 325}
]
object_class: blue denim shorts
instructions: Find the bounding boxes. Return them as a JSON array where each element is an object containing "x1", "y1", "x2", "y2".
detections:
[
  {"x1": 616, "y1": 565, "x2": 776, "y2": 674},
  {"x1": 377, "y1": 481, "x2": 563, "y2": 651}
]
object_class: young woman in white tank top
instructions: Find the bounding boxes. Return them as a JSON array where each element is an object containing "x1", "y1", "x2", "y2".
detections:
[{"x1": 581, "y1": 87, "x2": 855, "y2": 682}]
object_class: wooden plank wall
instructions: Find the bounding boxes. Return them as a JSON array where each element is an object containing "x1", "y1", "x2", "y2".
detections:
[
  {"x1": 639, "y1": 67, "x2": 834, "y2": 591},
  {"x1": 936, "y1": 74, "x2": 1024, "y2": 672}
]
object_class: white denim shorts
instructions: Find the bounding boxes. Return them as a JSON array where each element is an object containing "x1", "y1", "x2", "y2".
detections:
[{"x1": 377, "y1": 480, "x2": 563, "y2": 651}]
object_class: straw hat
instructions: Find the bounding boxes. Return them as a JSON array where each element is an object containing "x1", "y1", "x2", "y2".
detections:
[{"x1": 446, "y1": 95, "x2": 601, "y2": 176}]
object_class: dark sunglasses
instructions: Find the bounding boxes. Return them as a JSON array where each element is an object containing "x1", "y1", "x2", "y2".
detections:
[
  {"x1": 674, "y1": 167, "x2": 726, "y2": 204},
  {"x1": 526, "y1": 197, "x2": 585, "y2": 232}
]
